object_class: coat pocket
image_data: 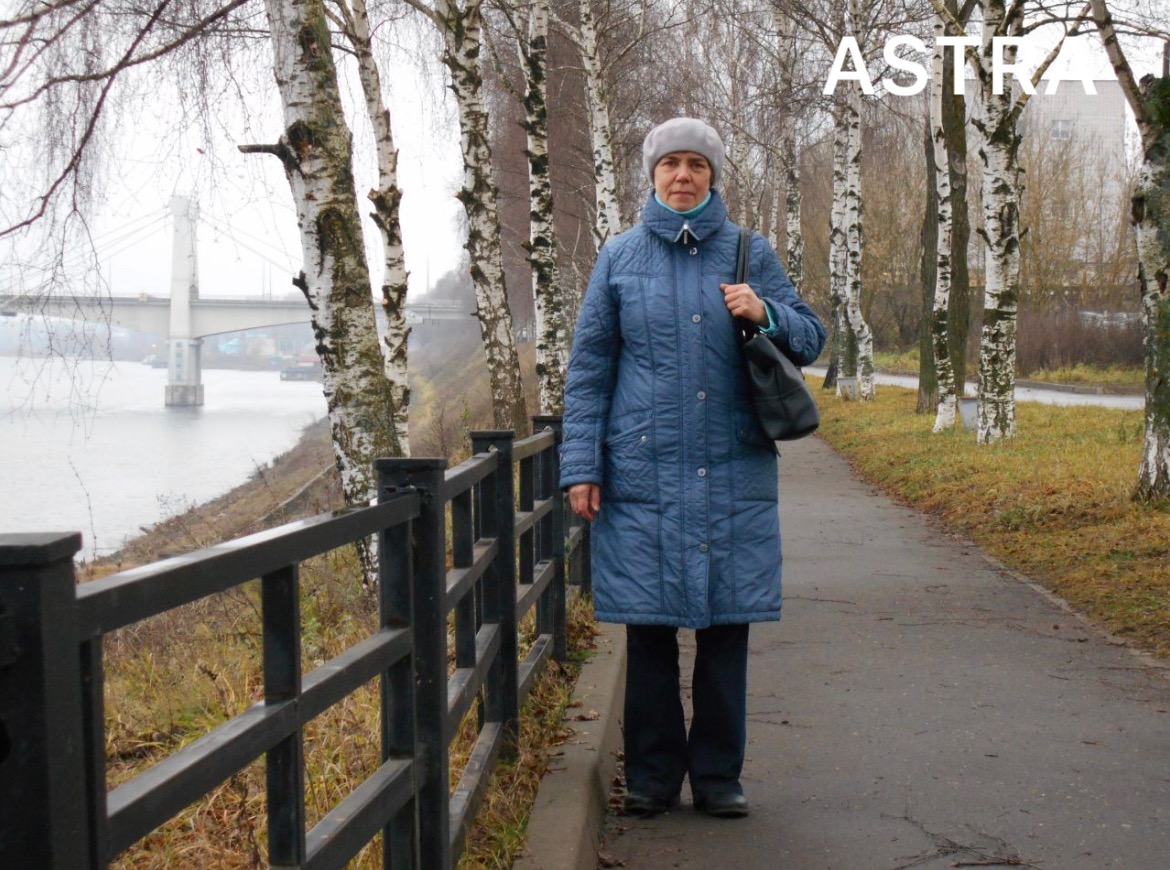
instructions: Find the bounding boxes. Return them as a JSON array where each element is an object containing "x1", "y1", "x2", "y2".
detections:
[
  {"x1": 733, "y1": 412, "x2": 779, "y2": 501},
  {"x1": 603, "y1": 414, "x2": 655, "y2": 503}
]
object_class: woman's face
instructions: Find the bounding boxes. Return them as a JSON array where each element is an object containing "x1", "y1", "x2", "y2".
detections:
[{"x1": 653, "y1": 151, "x2": 712, "y2": 211}]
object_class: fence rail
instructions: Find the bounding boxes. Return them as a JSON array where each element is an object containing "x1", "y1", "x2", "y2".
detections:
[{"x1": 0, "y1": 416, "x2": 589, "y2": 869}]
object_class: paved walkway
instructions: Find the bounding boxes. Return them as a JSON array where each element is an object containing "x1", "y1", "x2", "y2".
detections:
[{"x1": 594, "y1": 436, "x2": 1170, "y2": 869}]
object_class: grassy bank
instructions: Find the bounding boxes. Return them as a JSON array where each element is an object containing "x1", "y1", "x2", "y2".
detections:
[{"x1": 814, "y1": 386, "x2": 1170, "y2": 659}]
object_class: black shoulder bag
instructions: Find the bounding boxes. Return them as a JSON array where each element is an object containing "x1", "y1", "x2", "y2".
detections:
[{"x1": 734, "y1": 227, "x2": 820, "y2": 441}]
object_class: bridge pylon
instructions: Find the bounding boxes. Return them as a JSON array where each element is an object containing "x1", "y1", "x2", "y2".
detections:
[{"x1": 165, "y1": 196, "x2": 204, "y2": 406}]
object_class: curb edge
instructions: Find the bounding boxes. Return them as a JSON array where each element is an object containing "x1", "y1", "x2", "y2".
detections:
[{"x1": 514, "y1": 622, "x2": 626, "y2": 870}]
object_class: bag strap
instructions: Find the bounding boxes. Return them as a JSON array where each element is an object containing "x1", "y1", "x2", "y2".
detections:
[
  {"x1": 734, "y1": 227, "x2": 758, "y2": 345},
  {"x1": 735, "y1": 226, "x2": 752, "y2": 285}
]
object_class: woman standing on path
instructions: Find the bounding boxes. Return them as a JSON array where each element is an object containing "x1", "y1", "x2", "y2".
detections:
[{"x1": 560, "y1": 117, "x2": 826, "y2": 818}]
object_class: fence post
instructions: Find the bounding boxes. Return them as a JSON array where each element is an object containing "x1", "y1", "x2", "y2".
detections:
[
  {"x1": 532, "y1": 416, "x2": 567, "y2": 662},
  {"x1": 470, "y1": 431, "x2": 519, "y2": 757},
  {"x1": 377, "y1": 486, "x2": 421, "y2": 870},
  {"x1": 376, "y1": 459, "x2": 449, "y2": 870},
  {"x1": 0, "y1": 533, "x2": 92, "y2": 869}
]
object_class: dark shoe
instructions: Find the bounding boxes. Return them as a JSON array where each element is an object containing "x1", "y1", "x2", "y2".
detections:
[
  {"x1": 623, "y1": 791, "x2": 680, "y2": 817},
  {"x1": 694, "y1": 791, "x2": 749, "y2": 818}
]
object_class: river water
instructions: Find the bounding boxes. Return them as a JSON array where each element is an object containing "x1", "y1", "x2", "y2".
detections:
[{"x1": 1, "y1": 356, "x2": 327, "y2": 558}]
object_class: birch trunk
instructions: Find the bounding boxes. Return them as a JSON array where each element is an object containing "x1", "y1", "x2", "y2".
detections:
[
  {"x1": 930, "y1": 18, "x2": 957, "y2": 432},
  {"x1": 844, "y1": 84, "x2": 875, "y2": 400},
  {"x1": 520, "y1": 0, "x2": 568, "y2": 413},
  {"x1": 1091, "y1": 0, "x2": 1170, "y2": 500},
  {"x1": 434, "y1": 0, "x2": 527, "y2": 432},
  {"x1": 973, "y1": 3, "x2": 1021, "y2": 443},
  {"x1": 1133, "y1": 143, "x2": 1170, "y2": 499},
  {"x1": 782, "y1": 125, "x2": 804, "y2": 293},
  {"x1": 768, "y1": 159, "x2": 783, "y2": 254},
  {"x1": 251, "y1": 0, "x2": 399, "y2": 579},
  {"x1": 343, "y1": 0, "x2": 410, "y2": 454},
  {"x1": 942, "y1": 0, "x2": 972, "y2": 397},
  {"x1": 828, "y1": 108, "x2": 850, "y2": 390},
  {"x1": 579, "y1": 0, "x2": 623, "y2": 248},
  {"x1": 773, "y1": 10, "x2": 803, "y2": 291}
]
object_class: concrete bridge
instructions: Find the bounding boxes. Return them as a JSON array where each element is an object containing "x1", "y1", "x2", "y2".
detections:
[{"x1": 0, "y1": 197, "x2": 472, "y2": 406}]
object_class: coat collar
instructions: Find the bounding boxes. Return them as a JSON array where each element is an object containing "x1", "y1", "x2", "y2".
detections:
[{"x1": 641, "y1": 188, "x2": 728, "y2": 246}]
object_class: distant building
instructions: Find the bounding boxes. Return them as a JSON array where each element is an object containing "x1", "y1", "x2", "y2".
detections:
[{"x1": 1019, "y1": 79, "x2": 1127, "y2": 198}]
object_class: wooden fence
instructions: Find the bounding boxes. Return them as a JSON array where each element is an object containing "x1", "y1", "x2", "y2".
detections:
[{"x1": 0, "y1": 415, "x2": 589, "y2": 869}]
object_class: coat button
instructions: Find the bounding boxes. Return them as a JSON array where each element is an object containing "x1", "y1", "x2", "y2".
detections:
[
  {"x1": 697, "y1": 468, "x2": 707, "y2": 477},
  {"x1": 699, "y1": 544, "x2": 709, "y2": 553},
  {"x1": 692, "y1": 314, "x2": 701, "y2": 323},
  {"x1": 689, "y1": 247, "x2": 698, "y2": 255},
  {"x1": 697, "y1": 391, "x2": 706, "y2": 400}
]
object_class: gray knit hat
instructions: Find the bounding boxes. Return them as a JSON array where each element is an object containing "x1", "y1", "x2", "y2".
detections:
[{"x1": 642, "y1": 117, "x2": 725, "y2": 188}]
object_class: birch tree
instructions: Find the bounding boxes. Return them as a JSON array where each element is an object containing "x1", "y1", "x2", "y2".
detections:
[
  {"x1": 929, "y1": 12, "x2": 958, "y2": 430},
  {"x1": 551, "y1": 0, "x2": 654, "y2": 248},
  {"x1": 329, "y1": 0, "x2": 412, "y2": 453},
  {"x1": 522, "y1": 0, "x2": 569, "y2": 412},
  {"x1": 781, "y1": 113, "x2": 806, "y2": 289},
  {"x1": 406, "y1": 0, "x2": 528, "y2": 432},
  {"x1": 493, "y1": 0, "x2": 569, "y2": 412},
  {"x1": 787, "y1": 0, "x2": 903, "y2": 394},
  {"x1": 931, "y1": 0, "x2": 1091, "y2": 442},
  {"x1": 1091, "y1": 0, "x2": 1170, "y2": 500},
  {"x1": 917, "y1": 0, "x2": 970, "y2": 419},
  {"x1": 244, "y1": 0, "x2": 404, "y2": 582},
  {"x1": 842, "y1": 13, "x2": 875, "y2": 400},
  {"x1": 828, "y1": 106, "x2": 853, "y2": 388}
]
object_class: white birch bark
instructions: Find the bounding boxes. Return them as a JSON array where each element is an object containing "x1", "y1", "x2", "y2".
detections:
[
  {"x1": 972, "y1": 1, "x2": 1020, "y2": 443},
  {"x1": 1132, "y1": 152, "x2": 1170, "y2": 498},
  {"x1": 782, "y1": 126, "x2": 804, "y2": 294},
  {"x1": 773, "y1": 10, "x2": 803, "y2": 293},
  {"x1": 421, "y1": 0, "x2": 528, "y2": 432},
  {"x1": 1091, "y1": 0, "x2": 1170, "y2": 500},
  {"x1": 519, "y1": 0, "x2": 569, "y2": 413},
  {"x1": 929, "y1": 15, "x2": 957, "y2": 432},
  {"x1": 927, "y1": 0, "x2": 1088, "y2": 443},
  {"x1": 829, "y1": 106, "x2": 850, "y2": 391},
  {"x1": 578, "y1": 0, "x2": 623, "y2": 248},
  {"x1": 769, "y1": 158, "x2": 784, "y2": 254},
  {"x1": 340, "y1": 0, "x2": 410, "y2": 454},
  {"x1": 250, "y1": 0, "x2": 400, "y2": 579},
  {"x1": 843, "y1": 80, "x2": 875, "y2": 400}
]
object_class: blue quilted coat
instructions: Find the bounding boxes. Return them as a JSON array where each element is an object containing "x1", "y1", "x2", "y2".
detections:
[{"x1": 560, "y1": 190, "x2": 826, "y2": 627}]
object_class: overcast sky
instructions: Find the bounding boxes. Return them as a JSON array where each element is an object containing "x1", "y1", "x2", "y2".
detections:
[{"x1": 24, "y1": 15, "x2": 1167, "y2": 307}]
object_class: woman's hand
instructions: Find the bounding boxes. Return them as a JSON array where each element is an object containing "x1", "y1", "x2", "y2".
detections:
[
  {"x1": 720, "y1": 282, "x2": 768, "y2": 326},
  {"x1": 569, "y1": 483, "x2": 602, "y2": 522}
]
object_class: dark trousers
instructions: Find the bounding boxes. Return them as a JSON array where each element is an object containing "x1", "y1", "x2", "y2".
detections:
[{"x1": 623, "y1": 623, "x2": 750, "y2": 801}]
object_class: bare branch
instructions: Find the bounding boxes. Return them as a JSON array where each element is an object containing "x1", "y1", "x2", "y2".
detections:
[
  {"x1": 1, "y1": 0, "x2": 253, "y2": 112},
  {"x1": 400, "y1": 0, "x2": 443, "y2": 29},
  {"x1": 1008, "y1": 1, "x2": 1092, "y2": 124},
  {"x1": 1, "y1": 0, "x2": 179, "y2": 239},
  {"x1": 1089, "y1": 0, "x2": 1152, "y2": 136}
]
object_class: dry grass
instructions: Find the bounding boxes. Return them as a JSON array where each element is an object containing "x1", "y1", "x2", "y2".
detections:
[
  {"x1": 104, "y1": 551, "x2": 598, "y2": 868},
  {"x1": 815, "y1": 385, "x2": 1170, "y2": 658}
]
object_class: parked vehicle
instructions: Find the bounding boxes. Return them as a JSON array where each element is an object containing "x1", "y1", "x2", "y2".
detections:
[{"x1": 280, "y1": 358, "x2": 323, "y2": 382}]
